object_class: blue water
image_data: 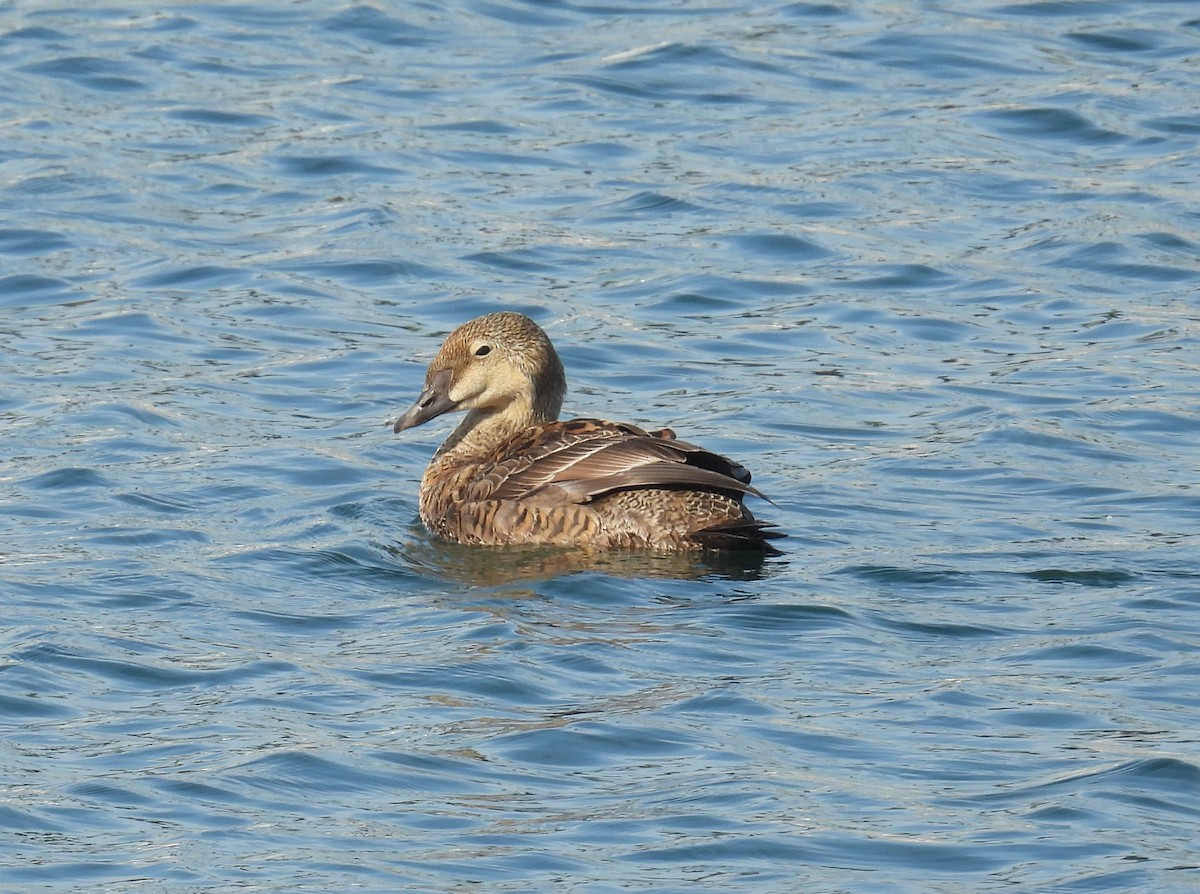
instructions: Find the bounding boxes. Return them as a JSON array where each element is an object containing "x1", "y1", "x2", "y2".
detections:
[{"x1": 3, "y1": 1, "x2": 1199, "y2": 891}]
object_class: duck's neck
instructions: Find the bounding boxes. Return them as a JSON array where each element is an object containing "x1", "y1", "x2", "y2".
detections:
[{"x1": 434, "y1": 397, "x2": 554, "y2": 463}]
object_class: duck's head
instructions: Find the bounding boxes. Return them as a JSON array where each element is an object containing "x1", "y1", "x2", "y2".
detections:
[{"x1": 393, "y1": 312, "x2": 566, "y2": 433}]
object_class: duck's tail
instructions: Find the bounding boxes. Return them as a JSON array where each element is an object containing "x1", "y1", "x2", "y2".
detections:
[{"x1": 690, "y1": 518, "x2": 786, "y2": 555}]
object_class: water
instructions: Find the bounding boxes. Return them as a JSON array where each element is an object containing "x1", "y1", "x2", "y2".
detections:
[{"x1": 2, "y1": 1, "x2": 1199, "y2": 890}]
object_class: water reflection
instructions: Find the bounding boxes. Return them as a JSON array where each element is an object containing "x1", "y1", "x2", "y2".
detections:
[{"x1": 388, "y1": 525, "x2": 786, "y2": 586}]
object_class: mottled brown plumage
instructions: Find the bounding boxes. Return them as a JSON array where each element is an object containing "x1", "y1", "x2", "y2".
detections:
[{"x1": 392, "y1": 312, "x2": 782, "y2": 552}]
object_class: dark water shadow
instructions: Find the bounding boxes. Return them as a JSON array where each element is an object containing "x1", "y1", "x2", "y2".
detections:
[{"x1": 385, "y1": 523, "x2": 787, "y2": 587}]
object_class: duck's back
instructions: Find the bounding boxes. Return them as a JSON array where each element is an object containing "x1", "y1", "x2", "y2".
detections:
[{"x1": 419, "y1": 418, "x2": 781, "y2": 551}]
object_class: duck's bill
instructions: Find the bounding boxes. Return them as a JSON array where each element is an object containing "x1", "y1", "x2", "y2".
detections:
[{"x1": 392, "y1": 368, "x2": 458, "y2": 433}]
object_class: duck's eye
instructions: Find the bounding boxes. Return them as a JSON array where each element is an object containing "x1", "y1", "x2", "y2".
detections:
[{"x1": 474, "y1": 344, "x2": 491, "y2": 357}]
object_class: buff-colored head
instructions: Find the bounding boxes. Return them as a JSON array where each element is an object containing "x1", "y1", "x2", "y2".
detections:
[{"x1": 393, "y1": 312, "x2": 566, "y2": 433}]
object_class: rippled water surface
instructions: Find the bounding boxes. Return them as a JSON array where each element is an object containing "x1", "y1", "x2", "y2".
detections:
[{"x1": 3, "y1": 1, "x2": 1199, "y2": 891}]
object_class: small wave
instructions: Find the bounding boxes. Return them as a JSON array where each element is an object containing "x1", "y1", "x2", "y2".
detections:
[
  {"x1": 0, "y1": 274, "x2": 77, "y2": 308},
  {"x1": 969, "y1": 757, "x2": 1200, "y2": 810},
  {"x1": 165, "y1": 108, "x2": 275, "y2": 128},
  {"x1": 131, "y1": 264, "x2": 250, "y2": 289},
  {"x1": 0, "y1": 227, "x2": 73, "y2": 255},
  {"x1": 15, "y1": 644, "x2": 297, "y2": 691},
  {"x1": 21, "y1": 54, "x2": 146, "y2": 91},
  {"x1": 1022, "y1": 568, "x2": 1141, "y2": 587},
  {"x1": 19, "y1": 467, "x2": 113, "y2": 491},
  {"x1": 976, "y1": 106, "x2": 1127, "y2": 145}
]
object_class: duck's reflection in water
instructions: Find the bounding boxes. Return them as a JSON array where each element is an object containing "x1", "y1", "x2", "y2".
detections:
[{"x1": 387, "y1": 526, "x2": 786, "y2": 588}]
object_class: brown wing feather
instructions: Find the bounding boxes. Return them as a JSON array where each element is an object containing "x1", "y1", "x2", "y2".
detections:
[
  {"x1": 481, "y1": 418, "x2": 766, "y2": 505},
  {"x1": 547, "y1": 462, "x2": 763, "y2": 503}
]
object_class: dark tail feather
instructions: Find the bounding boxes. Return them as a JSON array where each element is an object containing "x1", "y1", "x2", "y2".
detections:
[{"x1": 690, "y1": 519, "x2": 785, "y2": 555}]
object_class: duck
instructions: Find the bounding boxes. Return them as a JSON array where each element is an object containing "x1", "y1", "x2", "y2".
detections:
[{"x1": 391, "y1": 312, "x2": 783, "y2": 552}]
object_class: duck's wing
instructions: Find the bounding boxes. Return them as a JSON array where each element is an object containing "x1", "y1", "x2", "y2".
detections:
[{"x1": 476, "y1": 418, "x2": 767, "y2": 505}]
